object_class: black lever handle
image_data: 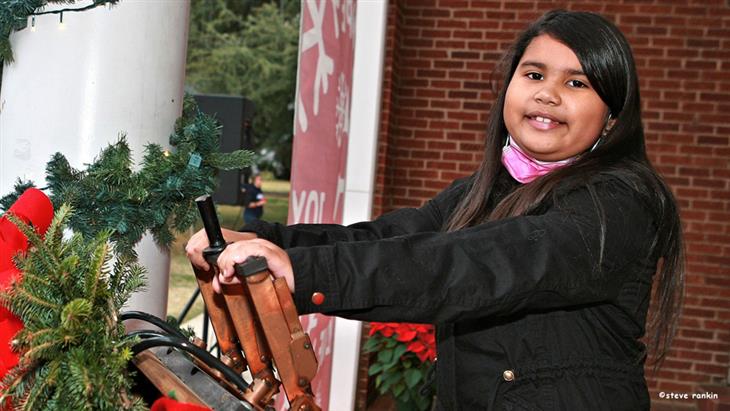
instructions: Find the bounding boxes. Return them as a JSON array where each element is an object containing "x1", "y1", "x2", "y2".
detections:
[
  {"x1": 195, "y1": 194, "x2": 227, "y2": 265},
  {"x1": 234, "y1": 256, "x2": 269, "y2": 278}
]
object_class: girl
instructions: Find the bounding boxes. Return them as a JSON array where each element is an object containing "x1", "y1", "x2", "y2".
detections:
[{"x1": 186, "y1": 10, "x2": 684, "y2": 410}]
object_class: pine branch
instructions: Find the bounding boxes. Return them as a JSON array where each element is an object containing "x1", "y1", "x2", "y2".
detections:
[
  {"x1": 0, "y1": 179, "x2": 35, "y2": 212},
  {"x1": 6, "y1": 213, "x2": 61, "y2": 283},
  {"x1": 0, "y1": 207, "x2": 147, "y2": 409},
  {"x1": 209, "y1": 150, "x2": 256, "y2": 170},
  {"x1": 6, "y1": 95, "x2": 256, "y2": 257}
]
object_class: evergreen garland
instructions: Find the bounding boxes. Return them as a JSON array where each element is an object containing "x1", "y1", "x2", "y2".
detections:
[
  {"x1": 0, "y1": 205, "x2": 147, "y2": 410},
  {"x1": 0, "y1": 95, "x2": 254, "y2": 257},
  {"x1": 1, "y1": 0, "x2": 118, "y2": 63}
]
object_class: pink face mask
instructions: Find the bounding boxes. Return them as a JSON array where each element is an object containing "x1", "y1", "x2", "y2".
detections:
[{"x1": 501, "y1": 136, "x2": 576, "y2": 184}]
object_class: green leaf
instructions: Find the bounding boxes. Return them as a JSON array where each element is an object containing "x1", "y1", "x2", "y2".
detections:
[
  {"x1": 362, "y1": 335, "x2": 381, "y2": 352},
  {"x1": 377, "y1": 348, "x2": 393, "y2": 364},
  {"x1": 380, "y1": 370, "x2": 401, "y2": 393},
  {"x1": 400, "y1": 389, "x2": 411, "y2": 404},
  {"x1": 404, "y1": 368, "x2": 423, "y2": 388},
  {"x1": 388, "y1": 344, "x2": 408, "y2": 367},
  {"x1": 392, "y1": 381, "x2": 406, "y2": 397},
  {"x1": 368, "y1": 362, "x2": 383, "y2": 376}
]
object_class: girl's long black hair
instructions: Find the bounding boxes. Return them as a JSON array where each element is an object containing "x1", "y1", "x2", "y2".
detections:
[{"x1": 446, "y1": 10, "x2": 684, "y2": 366}]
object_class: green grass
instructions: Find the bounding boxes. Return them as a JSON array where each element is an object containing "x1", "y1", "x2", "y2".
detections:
[{"x1": 166, "y1": 179, "x2": 290, "y2": 322}]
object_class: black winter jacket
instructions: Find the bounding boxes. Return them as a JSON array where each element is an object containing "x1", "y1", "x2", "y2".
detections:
[{"x1": 243, "y1": 170, "x2": 658, "y2": 410}]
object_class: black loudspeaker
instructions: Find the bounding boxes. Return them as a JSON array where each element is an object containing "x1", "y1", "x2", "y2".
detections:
[{"x1": 193, "y1": 94, "x2": 256, "y2": 206}]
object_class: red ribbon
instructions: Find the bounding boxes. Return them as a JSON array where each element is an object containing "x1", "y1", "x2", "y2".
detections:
[
  {"x1": 0, "y1": 188, "x2": 53, "y2": 401},
  {"x1": 150, "y1": 397, "x2": 211, "y2": 411}
]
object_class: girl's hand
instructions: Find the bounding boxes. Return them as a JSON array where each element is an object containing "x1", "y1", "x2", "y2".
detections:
[
  {"x1": 185, "y1": 228, "x2": 258, "y2": 271},
  {"x1": 213, "y1": 239, "x2": 295, "y2": 294}
]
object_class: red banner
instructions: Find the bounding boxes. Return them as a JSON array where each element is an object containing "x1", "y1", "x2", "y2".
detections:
[{"x1": 282, "y1": 0, "x2": 357, "y2": 409}]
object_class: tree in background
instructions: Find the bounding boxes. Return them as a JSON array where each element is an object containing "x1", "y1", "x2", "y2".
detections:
[{"x1": 186, "y1": 0, "x2": 299, "y2": 179}]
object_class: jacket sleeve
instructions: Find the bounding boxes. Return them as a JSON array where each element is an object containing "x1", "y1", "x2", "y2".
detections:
[
  {"x1": 288, "y1": 177, "x2": 658, "y2": 324},
  {"x1": 240, "y1": 176, "x2": 470, "y2": 248}
]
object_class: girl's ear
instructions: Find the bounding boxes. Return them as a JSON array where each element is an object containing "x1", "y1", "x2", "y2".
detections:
[{"x1": 602, "y1": 113, "x2": 616, "y2": 137}]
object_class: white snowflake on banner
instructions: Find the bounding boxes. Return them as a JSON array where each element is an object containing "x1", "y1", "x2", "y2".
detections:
[
  {"x1": 301, "y1": 0, "x2": 334, "y2": 117},
  {"x1": 331, "y1": 0, "x2": 341, "y2": 39},
  {"x1": 341, "y1": 0, "x2": 355, "y2": 38},
  {"x1": 297, "y1": 95, "x2": 308, "y2": 132},
  {"x1": 304, "y1": 316, "x2": 333, "y2": 359},
  {"x1": 333, "y1": 174, "x2": 346, "y2": 221},
  {"x1": 335, "y1": 72, "x2": 350, "y2": 148},
  {"x1": 303, "y1": 315, "x2": 335, "y2": 401},
  {"x1": 331, "y1": 0, "x2": 355, "y2": 38}
]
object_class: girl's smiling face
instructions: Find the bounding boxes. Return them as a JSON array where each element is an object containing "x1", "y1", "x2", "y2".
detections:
[{"x1": 503, "y1": 34, "x2": 610, "y2": 162}]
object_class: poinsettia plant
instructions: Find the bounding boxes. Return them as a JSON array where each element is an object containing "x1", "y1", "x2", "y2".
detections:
[{"x1": 363, "y1": 322, "x2": 436, "y2": 411}]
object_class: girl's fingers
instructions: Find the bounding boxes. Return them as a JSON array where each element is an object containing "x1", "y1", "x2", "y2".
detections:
[
  {"x1": 215, "y1": 239, "x2": 295, "y2": 293},
  {"x1": 216, "y1": 240, "x2": 266, "y2": 280},
  {"x1": 184, "y1": 228, "x2": 211, "y2": 271},
  {"x1": 211, "y1": 273, "x2": 240, "y2": 293},
  {"x1": 185, "y1": 229, "x2": 258, "y2": 272},
  {"x1": 212, "y1": 273, "x2": 221, "y2": 294}
]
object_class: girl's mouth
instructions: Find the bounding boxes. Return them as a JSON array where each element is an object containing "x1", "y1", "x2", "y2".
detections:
[{"x1": 526, "y1": 114, "x2": 564, "y2": 130}]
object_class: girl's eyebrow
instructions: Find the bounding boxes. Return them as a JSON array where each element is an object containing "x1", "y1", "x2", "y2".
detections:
[{"x1": 519, "y1": 60, "x2": 586, "y2": 76}]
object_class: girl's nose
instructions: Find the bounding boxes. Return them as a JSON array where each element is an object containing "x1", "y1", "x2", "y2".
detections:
[{"x1": 534, "y1": 85, "x2": 561, "y2": 106}]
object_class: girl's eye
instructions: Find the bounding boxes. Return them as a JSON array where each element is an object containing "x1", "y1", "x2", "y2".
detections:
[
  {"x1": 567, "y1": 79, "x2": 588, "y2": 88},
  {"x1": 526, "y1": 72, "x2": 543, "y2": 80}
]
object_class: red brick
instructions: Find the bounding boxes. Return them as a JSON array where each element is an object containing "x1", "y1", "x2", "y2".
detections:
[
  {"x1": 701, "y1": 49, "x2": 730, "y2": 59},
  {"x1": 443, "y1": 152, "x2": 473, "y2": 161},
  {"x1": 426, "y1": 161, "x2": 457, "y2": 170},
  {"x1": 434, "y1": 39, "x2": 466, "y2": 49},
  {"x1": 430, "y1": 79, "x2": 462, "y2": 89},
  {"x1": 695, "y1": 341, "x2": 730, "y2": 353},
  {"x1": 679, "y1": 167, "x2": 711, "y2": 177},
  {"x1": 436, "y1": 19, "x2": 467, "y2": 29},
  {"x1": 431, "y1": 99, "x2": 462, "y2": 109},
  {"x1": 446, "y1": 131, "x2": 479, "y2": 141},
  {"x1": 684, "y1": 81, "x2": 718, "y2": 91},
  {"x1": 694, "y1": 179, "x2": 726, "y2": 189},
  {"x1": 452, "y1": 10, "x2": 483, "y2": 19},
  {"x1": 421, "y1": 29, "x2": 452, "y2": 39},
  {"x1": 693, "y1": 364, "x2": 727, "y2": 375},
  {"x1": 425, "y1": 140, "x2": 456, "y2": 150},
  {"x1": 420, "y1": 8, "x2": 451, "y2": 18},
  {"x1": 683, "y1": 147, "x2": 716, "y2": 157},
  {"x1": 675, "y1": 6, "x2": 712, "y2": 16},
  {"x1": 657, "y1": 381, "x2": 695, "y2": 392},
  {"x1": 403, "y1": 17, "x2": 437, "y2": 28},
  {"x1": 449, "y1": 70, "x2": 481, "y2": 80},
  {"x1": 438, "y1": 0, "x2": 469, "y2": 9},
  {"x1": 608, "y1": 5, "x2": 640, "y2": 15},
  {"x1": 434, "y1": 60, "x2": 465, "y2": 69}
]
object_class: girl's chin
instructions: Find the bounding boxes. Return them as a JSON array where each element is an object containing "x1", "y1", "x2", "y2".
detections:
[{"x1": 516, "y1": 143, "x2": 566, "y2": 161}]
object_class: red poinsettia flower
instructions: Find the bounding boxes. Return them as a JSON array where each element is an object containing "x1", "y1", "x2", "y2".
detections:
[
  {"x1": 394, "y1": 324, "x2": 417, "y2": 342},
  {"x1": 370, "y1": 322, "x2": 437, "y2": 364}
]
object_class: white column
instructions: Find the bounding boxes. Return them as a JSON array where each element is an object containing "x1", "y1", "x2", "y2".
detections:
[
  {"x1": 0, "y1": 0, "x2": 191, "y2": 323},
  {"x1": 330, "y1": 1, "x2": 388, "y2": 409}
]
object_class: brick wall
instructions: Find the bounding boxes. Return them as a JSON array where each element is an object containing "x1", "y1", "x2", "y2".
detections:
[
  {"x1": 372, "y1": 0, "x2": 405, "y2": 217},
  {"x1": 370, "y1": 0, "x2": 730, "y2": 408}
]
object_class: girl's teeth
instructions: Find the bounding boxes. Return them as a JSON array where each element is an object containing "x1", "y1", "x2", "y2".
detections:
[{"x1": 535, "y1": 116, "x2": 553, "y2": 124}]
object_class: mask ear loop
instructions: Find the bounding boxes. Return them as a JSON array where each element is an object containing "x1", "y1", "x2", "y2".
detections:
[
  {"x1": 503, "y1": 134, "x2": 512, "y2": 148},
  {"x1": 590, "y1": 113, "x2": 613, "y2": 152}
]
